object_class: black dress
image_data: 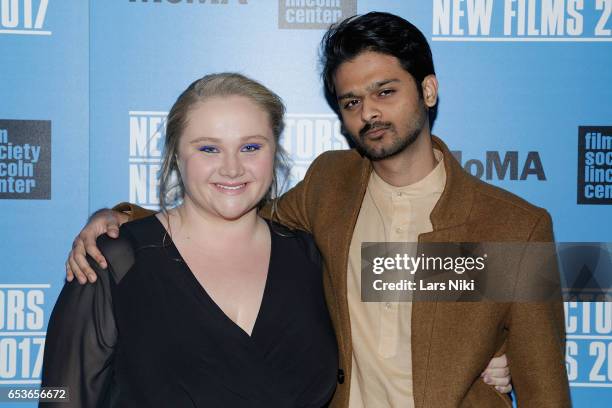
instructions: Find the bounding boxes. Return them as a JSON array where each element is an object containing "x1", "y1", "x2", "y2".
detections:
[{"x1": 41, "y1": 216, "x2": 338, "y2": 407}]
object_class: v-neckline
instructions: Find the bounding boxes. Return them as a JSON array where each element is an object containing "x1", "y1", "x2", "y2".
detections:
[{"x1": 152, "y1": 215, "x2": 274, "y2": 340}]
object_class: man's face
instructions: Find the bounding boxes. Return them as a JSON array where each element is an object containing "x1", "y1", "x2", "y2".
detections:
[{"x1": 333, "y1": 51, "x2": 435, "y2": 161}]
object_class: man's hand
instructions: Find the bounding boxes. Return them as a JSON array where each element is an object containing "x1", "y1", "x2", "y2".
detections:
[
  {"x1": 481, "y1": 354, "x2": 512, "y2": 394},
  {"x1": 66, "y1": 209, "x2": 129, "y2": 284}
]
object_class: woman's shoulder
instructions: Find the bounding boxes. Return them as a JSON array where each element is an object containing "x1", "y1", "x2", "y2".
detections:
[
  {"x1": 95, "y1": 233, "x2": 135, "y2": 284},
  {"x1": 119, "y1": 213, "x2": 169, "y2": 246},
  {"x1": 121, "y1": 213, "x2": 162, "y2": 236},
  {"x1": 268, "y1": 220, "x2": 321, "y2": 268},
  {"x1": 94, "y1": 214, "x2": 162, "y2": 283},
  {"x1": 268, "y1": 219, "x2": 312, "y2": 241}
]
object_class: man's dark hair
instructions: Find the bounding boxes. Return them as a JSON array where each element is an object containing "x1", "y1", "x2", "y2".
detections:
[{"x1": 320, "y1": 12, "x2": 436, "y2": 108}]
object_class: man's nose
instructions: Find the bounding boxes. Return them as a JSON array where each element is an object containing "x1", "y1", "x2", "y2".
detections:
[{"x1": 361, "y1": 98, "x2": 381, "y2": 123}]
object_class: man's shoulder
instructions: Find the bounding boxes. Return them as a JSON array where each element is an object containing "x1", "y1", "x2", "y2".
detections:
[
  {"x1": 434, "y1": 135, "x2": 551, "y2": 232},
  {"x1": 472, "y1": 177, "x2": 543, "y2": 214},
  {"x1": 467, "y1": 175, "x2": 550, "y2": 227},
  {"x1": 302, "y1": 149, "x2": 371, "y2": 197},
  {"x1": 310, "y1": 149, "x2": 365, "y2": 172}
]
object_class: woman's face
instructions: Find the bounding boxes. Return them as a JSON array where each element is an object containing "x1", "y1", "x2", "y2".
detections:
[{"x1": 177, "y1": 95, "x2": 276, "y2": 221}]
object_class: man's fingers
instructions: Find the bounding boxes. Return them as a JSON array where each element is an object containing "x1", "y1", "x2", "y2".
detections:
[
  {"x1": 79, "y1": 229, "x2": 107, "y2": 269},
  {"x1": 483, "y1": 373, "x2": 511, "y2": 387},
  {"x1": 483, "y1": 366, "x2": 510, "y2": 378},
  {"x1": 65, "y1": 260, "x2": 74, "y2": 282},
  {"x1": 486, "y1": 354, "x2": 508, "y2": 369},
  {"x1": 73, "y1": 247, "x2": 98, "y2": 284},
  {"x1": 495, "y1": 384, "x2": 512, "y2": 394},
  {"x1": 106, "y1": 224, "x2": 120, "y2": 238},
  {"x1": 482, "y1": 353, "x2": 511, "y2": 387},
  {"x1": 83, "y1": 240, "x2": 107, "y2": 270},
  {"x1": 73, "y1": 238, "x2": 98, "y2": 282},
  {"x1": 64, "y1": 208, "x2": 121, "y2": 285},
  {"x1": 104, "y1": 211, "x2": 123, "y2": 238},
  {"x1": 485, "y1": 353, "x2": 512, "y2": 394},
  {"x1": 68, "y1": 255, "x2": 87, "y2": 285}
]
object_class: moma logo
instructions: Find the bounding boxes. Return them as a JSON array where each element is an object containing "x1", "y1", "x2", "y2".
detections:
[
  {"x1": 0, "y1": 0, "x2": 50, "y2": 36},
  {"x1": 280, "y1": 113, "x2": 348, "y2": 187},
  {"x1": 279, "y1": 0, "x2": 356, "y2": 29},
  {"x1": 0, "y1": 119, "x2": 51, "y2": 199},
  {"x1": 577, "y1": 126, "x2": 612, "y2": 204},
  {"x1": 452, "y1": 150, "x2": 546, "y2": 181},
  {"x1": 129, "y1": 111, "x2": 166, "y2": 209},
  {"x1": 128, "y1": 0, "x2": 247, "y2": 4}
]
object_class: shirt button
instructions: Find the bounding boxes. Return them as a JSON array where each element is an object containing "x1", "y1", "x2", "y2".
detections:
[
  {"x1": 395, "y1": 227, "x2": 403, "y2": 233},
  {"x1": 396, "y1": 192, "x2": 403, "y2": 197},
  {"x1": 337, "y1": 369, "x2": 345, "y2": 384},
  {"x1": 385, "y1": 302, "x2": 392, "y2": 310}
]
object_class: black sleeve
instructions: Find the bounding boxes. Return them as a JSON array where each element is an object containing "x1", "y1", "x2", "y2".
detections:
[{"x1": 40, "y1": 235, "x2": 134, "y2": 407}]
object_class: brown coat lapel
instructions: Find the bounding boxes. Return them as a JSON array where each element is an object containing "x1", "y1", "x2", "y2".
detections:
[
  {"x1": 317, "y1": 154, "x2": 371, "y2": 381},
  {"x1": 412, "y1": 137, "x2": 475, "y2": 408}
]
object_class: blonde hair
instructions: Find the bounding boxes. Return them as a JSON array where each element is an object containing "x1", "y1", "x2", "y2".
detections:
[{"x1": 158, "y1": 73, "x2": 289, "y2": 212}]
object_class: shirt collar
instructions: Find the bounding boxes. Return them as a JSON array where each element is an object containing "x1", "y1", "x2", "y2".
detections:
[{"x1": 369, "y1": 149, "x2": 446, "y2": 199}]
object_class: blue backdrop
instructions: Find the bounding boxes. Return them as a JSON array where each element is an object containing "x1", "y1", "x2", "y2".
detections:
[{"x1": 1, "y1": 1, "x2": 611, "y2": 406}]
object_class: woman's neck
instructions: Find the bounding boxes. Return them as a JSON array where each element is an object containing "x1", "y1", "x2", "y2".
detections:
[{"x1": 163, "y1": 201, "x2": 264, "y2": 248}]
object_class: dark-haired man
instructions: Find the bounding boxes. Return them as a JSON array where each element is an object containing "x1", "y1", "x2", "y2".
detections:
[{"x1": 66, "y1": 12, "x2": 569, "y2": 408}]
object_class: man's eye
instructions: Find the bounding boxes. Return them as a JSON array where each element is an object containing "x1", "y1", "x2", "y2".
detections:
[
  {"x1": 241, "y1": 144, "x2": 262, "y2": 152},
  {"x1": 199, "y1": 146, "x2": 218, "y2": 153},
  {"x1": 343, "y1": 99, "x2": 359, "y2": 110},
  {"x1": 379, "y1": 89, "x2": 395, "y2": 97}
]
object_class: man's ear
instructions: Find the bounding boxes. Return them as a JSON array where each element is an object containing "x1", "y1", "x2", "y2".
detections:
[{"x1": 421, "y1": 75, "x2": 439, "y2": 108}]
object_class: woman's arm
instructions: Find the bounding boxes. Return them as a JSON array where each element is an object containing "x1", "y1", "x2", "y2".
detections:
[{"x1": 41, "y1": 245, "x2": 120, "y2": 407}]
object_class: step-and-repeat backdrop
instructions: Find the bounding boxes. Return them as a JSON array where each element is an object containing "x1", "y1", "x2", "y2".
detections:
[{"x1": 1, "y1": 1, "x2": 611, "y2": 406}]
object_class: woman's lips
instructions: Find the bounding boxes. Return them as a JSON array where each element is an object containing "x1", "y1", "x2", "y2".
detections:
[{"x1": 213, "y1": 183, "x2": 247, "y2": 194}]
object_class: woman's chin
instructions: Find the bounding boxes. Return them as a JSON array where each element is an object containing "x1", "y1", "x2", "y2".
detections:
[{"x1": 214, "y1": 206, "x2": 259, "y2": 222}]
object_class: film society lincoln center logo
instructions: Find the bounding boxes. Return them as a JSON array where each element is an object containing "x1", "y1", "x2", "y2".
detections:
[
  {"x1": 0, "y1": 119, "x2": 51, "y2": 199},
  {"x1": 578, "y1": 126, "x2": 612, "y2": 204}
]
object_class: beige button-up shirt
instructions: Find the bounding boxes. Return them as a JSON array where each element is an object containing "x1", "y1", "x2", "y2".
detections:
[{"x1": 347, "y1": 150, "x2": 446, "y2": 407}]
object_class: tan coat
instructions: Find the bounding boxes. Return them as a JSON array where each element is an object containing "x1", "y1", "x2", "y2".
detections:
[{"x1": 125, "y1": 136, "x2": 570, "y2": 408}]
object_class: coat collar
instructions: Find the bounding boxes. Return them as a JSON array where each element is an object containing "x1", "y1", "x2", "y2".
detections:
[
  {"x1": 428, "y1": 136, "x2": 475, "y2": 231},
  {"x1": 354, "y1": 135, "x2": 475, "y2": 232}
]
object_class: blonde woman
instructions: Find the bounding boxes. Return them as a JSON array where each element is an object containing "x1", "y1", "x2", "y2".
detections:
[{"x1": 42, "y1": 74, "x2": 338, "y2": 407}]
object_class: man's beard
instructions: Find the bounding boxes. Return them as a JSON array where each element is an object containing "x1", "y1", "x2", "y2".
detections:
[{"x1": 352, "y1": 106, "x2": 427, "y2": 161}]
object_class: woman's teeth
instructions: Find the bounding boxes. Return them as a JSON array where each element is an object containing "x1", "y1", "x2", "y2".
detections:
[{"x1": 216, "y1": 183, "x2": 245, "y2": 190}]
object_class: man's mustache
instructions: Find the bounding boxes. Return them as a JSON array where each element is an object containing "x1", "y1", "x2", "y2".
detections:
[{"x1": 359, "y1": 122, "x2": 393, "y2": 138}]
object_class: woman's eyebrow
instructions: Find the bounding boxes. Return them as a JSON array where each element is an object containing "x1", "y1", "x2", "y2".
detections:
[{"x1": 189, "y1": 135, "x2": 270, "y2": 144}]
